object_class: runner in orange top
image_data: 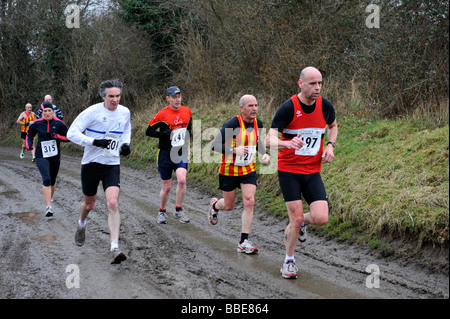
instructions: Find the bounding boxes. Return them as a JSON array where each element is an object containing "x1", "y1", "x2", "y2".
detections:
[
  {"x1": 146, "y1": 86, "x2": 192, "y2": 224},
  {"x1": 209, "y1": 95, "x2": 270, "y2": 254},
  {"x1": 16, "y1": 103, "x2": 36, "y2": 160}
]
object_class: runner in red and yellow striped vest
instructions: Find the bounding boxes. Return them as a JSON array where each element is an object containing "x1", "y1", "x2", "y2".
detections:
[
  {"x1": 16, "y1": 103, "x2": 36, "y2": 159},
  {"x1": 219, "y1": 114, "x2": 259, "y2": 176},
  {"x1": 210, "y1": 95, "x2": 270, "y2": 254}
]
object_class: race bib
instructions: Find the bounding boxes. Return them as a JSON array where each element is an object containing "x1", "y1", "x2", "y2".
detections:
[
  {"x1": 103, "y1": 132, "x2": 122, "y2": 157},
  {"x1": 171, "y1": 128, "x2": 187, "y2": 147},
  {"x1": 41, "y1": 140, "x2": 57, "y2": 158},
  {"x1": 235, "y1": 146, "x2": 256, "y2": 166},
  {"x1": 295, "y1": 129, "x2": 322, "y2": 156}
]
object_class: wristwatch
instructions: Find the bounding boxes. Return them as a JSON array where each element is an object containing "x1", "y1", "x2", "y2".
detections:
[{"x1": 327, "y1": 142, "x2": 336, "y2": 148}]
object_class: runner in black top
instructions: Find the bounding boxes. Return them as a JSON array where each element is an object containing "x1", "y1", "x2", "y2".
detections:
[{"x1": 26, "y1": 102, "x2": 69, "y2": 217}]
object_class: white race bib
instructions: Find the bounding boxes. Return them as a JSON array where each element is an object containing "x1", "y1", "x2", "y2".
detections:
[
  {"x1": 41, "y1": 140, "x2": 57, "y2": 158},
  {"x1": 103, "y1": 132, "x2": 122, "y2": 157},
  {"x1": 295, "y1": 129, "x2": 322, "y2": 156},
  {"x1": 235, "y1": 146, "x2": 256, "y2": 166},
  {"x1": 171, "y1": 128, "x2": 187, "y2": 147}
]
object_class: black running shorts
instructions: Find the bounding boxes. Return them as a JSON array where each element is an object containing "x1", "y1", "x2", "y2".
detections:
[
  {"x1": 219, "y1": 171, "x2": 257, "y2": 192},
  {"x1": 278, "y1": 171, "x2": 327, "y2": 204},
  {"x1": 81, "y1": 163, "x2": 120, "y2": 196}
]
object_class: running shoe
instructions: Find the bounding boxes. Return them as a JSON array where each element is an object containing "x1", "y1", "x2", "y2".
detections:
[
  {"x1": 237, "y1": 239, "x2": 258, "y2": 254},
  {"x1": 20, "y1": 152, "x2": 24, "y2": 159},
  {"x1": 75, "y1": 224, "x2": 86, "y2": 247},
  {"x1": 280, "y1": 260, "x2": 298, "y2": 279},
  {"x1": 209, "y1": 197, "x2": 218, "y2": 225},
  {"x1": 174, "y1": 209, "x2": 190, "y2": 223},
  {"x1": 157, "y1": 211, "x2": 167, "y2": 224},
  {"x1": 298, "y1": 222, "x2": 307, "y2": 243},
  {"x1": 45, "y1": 206, "x2": 53, "y2": 217},
  {"x1": 111, "y1": 248, "x2": 127, "y2": 264}
]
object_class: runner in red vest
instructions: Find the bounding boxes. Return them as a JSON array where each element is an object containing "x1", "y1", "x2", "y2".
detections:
[{"x1": 266, "y1": 67, "x2": 338, "y2": 279}]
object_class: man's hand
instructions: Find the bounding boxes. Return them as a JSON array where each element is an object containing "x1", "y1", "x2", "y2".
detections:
[
  {"x1": 260, "y1": 153, "x2": 270, "y2": 165},
  {"x1": 120, "y1": 143, "x2": 131, "y2": 156},
  {"x1": 93, "y1": 139, "x2": 112, "y2": 149}
]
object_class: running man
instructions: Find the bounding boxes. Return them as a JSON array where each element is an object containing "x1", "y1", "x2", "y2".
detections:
[
  {"x1": 16, "y1": 103, "x2": 36, "y2": 160},
  {"x1": 36, "y1": 95, "x2": 64, "y2": 121},
  {"x1": 67, "y1": 79, "x2": 131, "y2": 264},
  {"x1": 209, "y1": 95, "x2": 270, "y2": 254},
  {"x1": 26, "y1": 102, "x2": 69, "y2": 217},
  {"x1": 266, "y1": 67, "x2": 338, "y2": 279},
  {"x1": 146, "y1": 86, "x2": 192, "y2": 224}
]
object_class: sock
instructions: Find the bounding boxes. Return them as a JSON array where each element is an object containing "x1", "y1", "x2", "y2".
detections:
[
  {"x1": 110, "y1": 241, "x2": 119, "y2": 251},
  {"x1": 78, "y1": 219, "x2": 87, "y2": 228},
  {"x1": 240, "y1": 233, "x2": 249, "y2": 244},
  {"x1": 176, "y1": 206, "x2": 182, "y2": 211},
  {"x1": 159, "y1": 208, "x2": 166, "y2": 212},
  {"x1": 284, "y1": 255, "x2": 295, "y2": 263}
]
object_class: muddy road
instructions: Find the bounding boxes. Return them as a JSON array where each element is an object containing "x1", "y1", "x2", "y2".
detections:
[{"x1": 0, "y1": 145, "x2": 448, "y2": 301}]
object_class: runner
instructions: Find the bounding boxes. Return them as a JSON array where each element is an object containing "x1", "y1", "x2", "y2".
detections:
[
  {"x1": 209, "y1": 94, "x2": 270, "y2": 254},
  {"x1": 67, "y1": 79, "x2": 131, "y2": 264},
  {"x1": 26, "y1": 102, "x2": 69, "y2": 217},
  {"x1": 146, "y1": 86, "x2": 192, "y2": 224},
  {"x1": 16, "y1": 103, "x2": 36, "y2": 160},
  {"x1": 36, "y1": 95, "x2": 64, "y2": 121},
  {"x1": 265, "y1": 67, "x2": 338, "y2": 279}
]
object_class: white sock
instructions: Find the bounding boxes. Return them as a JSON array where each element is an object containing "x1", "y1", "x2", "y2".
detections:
[
  {"x1": 284, "y1": 255, "x2": 295, "y2": 263},
  {"x1": 110, "y1": 241, "x2": 119, "y2": 251},
  {"x1": 78, "y1": 219, "x2": 87, "y2": 228}
]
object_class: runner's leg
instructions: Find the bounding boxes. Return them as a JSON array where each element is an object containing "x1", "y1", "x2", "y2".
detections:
[{"x1": 105, "y1": 186, "x2": 121, "y2": 244}]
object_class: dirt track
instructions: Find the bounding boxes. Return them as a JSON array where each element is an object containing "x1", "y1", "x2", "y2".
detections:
[{"x1": 0, "y1": 145, "x2": 448, "y2": 300}]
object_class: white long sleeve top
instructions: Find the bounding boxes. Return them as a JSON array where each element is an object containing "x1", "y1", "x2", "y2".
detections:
[{"x1": 67, "y1": 102, "x2": 131, "y2": 165}]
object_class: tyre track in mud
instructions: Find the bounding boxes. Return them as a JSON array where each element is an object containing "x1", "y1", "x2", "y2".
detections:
[{"x1": 0, "y1": 145, "x2": 448, "y2": 299}]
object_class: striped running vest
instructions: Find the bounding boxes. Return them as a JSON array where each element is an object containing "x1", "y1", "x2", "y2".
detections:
[
  {"x1": 21, "y1": 112, "x2": 36, "y2": 133},
  {"x1": 219, "y1": 114, "x2": 259, "y2": 176}
]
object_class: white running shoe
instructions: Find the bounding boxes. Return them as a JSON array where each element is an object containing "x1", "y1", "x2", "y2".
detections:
[
  {"x1": 209, "y1": 197, "x2": 218, "y2": 225},
  {"x1": 237, "y1": 239, "x2": 258, "y2": 254},
  {"x1": 298, "y1": 222, "x2": 307, "y2": 243},
  {"x1": 280, "y1": 260, "x2": 298, "y2": 279}
]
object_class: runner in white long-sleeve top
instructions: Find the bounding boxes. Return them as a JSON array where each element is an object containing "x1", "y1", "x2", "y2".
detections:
[{"x1": 67, "y1": 79, "x2": 132, "y2": 264}]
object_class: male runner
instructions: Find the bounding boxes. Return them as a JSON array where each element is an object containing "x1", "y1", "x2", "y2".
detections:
[
  {"x1": 266, "y1": 67, "x2": 338, "y2": 279},
  {"x1": 67, "y1": 79, "x2": 131, "y2": 264}
]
